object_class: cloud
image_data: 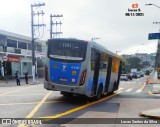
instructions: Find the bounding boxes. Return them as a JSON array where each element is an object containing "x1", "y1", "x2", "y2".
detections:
[{"x1": 0, "y1": 0, "x2": 160, "y2": 54}]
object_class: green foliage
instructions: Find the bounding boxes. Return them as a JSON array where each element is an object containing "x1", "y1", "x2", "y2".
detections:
[{"x1": 123, "y1": 57, "x2": 142, "y2": 73}]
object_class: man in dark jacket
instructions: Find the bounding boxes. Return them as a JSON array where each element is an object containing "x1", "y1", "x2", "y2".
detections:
[
  {"x1": 15, "y1": 71, "x2": 20, "y2": 86},
  {"x1": 25, "y1": 72, "x2": 28, "y2": 84}
]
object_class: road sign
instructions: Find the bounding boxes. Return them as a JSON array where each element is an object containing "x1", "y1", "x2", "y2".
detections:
[
  {"x1": 148, "y1": 33, "x2": 160, "y2": 40},
  {"x1": 2, "y1": 56, "x2": 8, "y2": 61}
]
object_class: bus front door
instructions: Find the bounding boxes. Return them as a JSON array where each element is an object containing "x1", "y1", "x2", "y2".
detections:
[
  {"x1": 105, "y1": 57, "x2": 112, "y2": 93},
  {"x1": 91, "y1": 52, "x2": 100, "y2": 96}
]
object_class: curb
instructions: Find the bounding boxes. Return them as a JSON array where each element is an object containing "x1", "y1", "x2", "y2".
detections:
[
  {"x1": 139, "y1": 108, "x2": 160, "y2": 119},
  {"x1": 148, "y1": 91, "x2": 160, "y2": 95}
]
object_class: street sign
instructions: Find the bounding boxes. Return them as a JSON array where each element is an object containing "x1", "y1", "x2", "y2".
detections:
[
  {"x1": 148, "y1": 33, "x2": 160, "y2": 40},
  {"x1": 2, "y1": 56, "x2": 8, "y2": 61}
]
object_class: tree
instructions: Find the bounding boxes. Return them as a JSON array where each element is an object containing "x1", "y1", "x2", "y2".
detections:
[{"x1": 123, "y1": 57, "x2": 142, "y2": 73}]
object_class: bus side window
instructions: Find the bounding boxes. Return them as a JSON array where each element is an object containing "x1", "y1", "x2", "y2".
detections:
[
  {"x1": 91, "y1": 48, "x2": 96, "y2": 71},
  {"x1": 100, "y1": 52, "x2": 108, "y2": 71}
]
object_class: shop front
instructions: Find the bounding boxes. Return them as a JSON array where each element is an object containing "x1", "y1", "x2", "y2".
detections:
[{"x1": 1, "y1": 55, "x2": 32, "y2": 77}]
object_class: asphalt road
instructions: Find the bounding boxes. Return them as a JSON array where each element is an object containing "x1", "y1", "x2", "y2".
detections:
[{"x1": 0, "y1": 76, "x2": 160, "y2": 127}]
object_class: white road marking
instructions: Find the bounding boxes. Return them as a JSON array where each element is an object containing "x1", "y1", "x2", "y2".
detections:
[
  {"x1": 126, "y1": 88, "x2": 133, "y2": 92},
  {"x1": 136, "y1": 89, "x2": 142, "y2": 93},
  {"x1": 118, "y1": 88, "x2": 124, "y2": 91}
]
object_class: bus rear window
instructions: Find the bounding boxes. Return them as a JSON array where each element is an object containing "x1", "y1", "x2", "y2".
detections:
[{"x1": 48, "y1": 39, "x2": 87, "y2": 62}]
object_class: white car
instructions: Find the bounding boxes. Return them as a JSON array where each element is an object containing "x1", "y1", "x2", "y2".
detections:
[
  {"x1": 136, "y1": 72, "x2": 141, "y2": 78},
  {"x1": 120, "y1": 74, "x2": 128, "y2": 81}
]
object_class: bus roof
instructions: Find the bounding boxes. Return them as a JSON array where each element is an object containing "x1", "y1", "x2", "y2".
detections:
[{"x1": 48, "y1": 38, "x2": 123, "y2": 60}]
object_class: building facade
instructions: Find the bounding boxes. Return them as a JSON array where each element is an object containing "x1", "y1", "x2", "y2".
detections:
[{"x1": 0, "y1": 30, "x2": 45, "y2": 77}]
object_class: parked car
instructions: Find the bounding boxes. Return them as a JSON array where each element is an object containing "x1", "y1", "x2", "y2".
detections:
[
  {"x1": 136, "y1": 72, "x2": 141, "y2": 78},
  {"x1": 139, "y1": 71, "x2": 144, "y2": 77},
  {"x1": 120, "y1": 74, "x2": 128, "y2": 81},
  {"x1": 127, "y1": 73, "x2": 132, "y2": 80},
  {"x1": 131, "y1": 72, "x2": 137, "y2": 79}
]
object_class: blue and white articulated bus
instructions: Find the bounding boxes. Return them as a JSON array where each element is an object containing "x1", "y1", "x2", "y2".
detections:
[{"x1": 44, "y1": 38, "x2": 122, "y2": 100}]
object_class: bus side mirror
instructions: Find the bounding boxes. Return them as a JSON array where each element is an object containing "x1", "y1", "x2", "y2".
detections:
[{"x1": 46, "y1": 41, "x2": 48, "y2": 46}]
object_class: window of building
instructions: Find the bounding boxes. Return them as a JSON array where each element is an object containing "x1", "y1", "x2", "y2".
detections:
[
  {"x1": 7, "y1": 39, "x2": 17, "y2": 48},
  {"x1": 0, "y1": 35, "x2": 5, "y2": 46},
  {"x1": 91, "y1": 48, "x2": 96, "y2": 71},
  {"x1": 14, "y1": 48, "x2": 21, "y2": 54},
  {"x1": 28, "y1": 43, "x2": 32, "y2": 50},
  {"x1": 37, "y1": 44, "x2": 42, "y2": 52},
  {"x1": 18, "y1": 42, "x2": 27, "y2": 49}
]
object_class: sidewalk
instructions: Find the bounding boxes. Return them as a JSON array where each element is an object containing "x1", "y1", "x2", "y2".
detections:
[
  {"x1": 0, "y1": 78, "x2": 44, "y2": 87},
  {"x1": 139, "y1": 74, "x2": 160, "y2": 119},
  {"x1": 146, "y1": 74, "x2": 160, "y2": 93}
]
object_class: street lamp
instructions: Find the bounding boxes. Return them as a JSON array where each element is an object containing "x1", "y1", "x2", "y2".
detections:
[
  {"x1": 116, "y1": 51, "x2": 121, "y2": 54},
  {"x1": 145, "y1": 3, "x2": 160, "y2": 78},
  {"x1": 91, "y1": 37, "x2": 100, "y2": 41},
  {"x1": 145, "y1": 3, "x2": 160, "y2": 8}
]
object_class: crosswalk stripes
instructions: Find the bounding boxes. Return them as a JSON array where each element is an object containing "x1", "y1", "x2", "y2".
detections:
[
  {"x1": 135, "y1": 89, "x2": 142, "y2": 93},
  {"x1": 125, "y1": 88, "x2": 133, "y2": 92},
  {"x1": 118, "y1": 87, "x2": 143, "y2": 93}
]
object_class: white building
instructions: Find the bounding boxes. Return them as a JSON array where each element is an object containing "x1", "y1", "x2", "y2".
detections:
[{"x1": 0, "y1": 30, "x2": 45, "y2": 77}]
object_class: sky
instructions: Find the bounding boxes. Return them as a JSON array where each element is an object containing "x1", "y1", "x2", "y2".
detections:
[{"x1": 0, "y1": 0, "x2": 160, "y2": 55}]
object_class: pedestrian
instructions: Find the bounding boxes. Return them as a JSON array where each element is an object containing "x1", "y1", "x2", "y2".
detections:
[
  {"x1": 15, "y1": 71, "x2": 20, "y2": 86},
  {"x1": 25, "y1": 72, "x2": 28, "y2": 84}
]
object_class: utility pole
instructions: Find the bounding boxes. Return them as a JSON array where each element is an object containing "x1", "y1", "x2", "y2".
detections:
[
  {"x1": 31, "y1": 3, "x2": 45, "y2": 84},
  {"x1": 145, "y1": 3, "x2": 160, "y2": 78},
  {"x1": 153, "y1": 22, "x2": 160, "y2": 72},
  {"x1": 50, "y1": 14, "x2": 63, "y2": 39},
  {"x1": 1, "y1": 36, "x2": 7, "y2": 83}
]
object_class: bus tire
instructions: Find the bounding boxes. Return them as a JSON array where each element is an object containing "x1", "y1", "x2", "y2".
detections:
[
  {"x1": 61, "y1": 91, "x2": 73, "y2": 97},
  {"x1": 95, "y1": 85, "x2": 103, "y2": 101}
]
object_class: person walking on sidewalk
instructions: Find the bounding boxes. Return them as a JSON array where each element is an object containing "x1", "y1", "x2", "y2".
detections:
[
  {"x1": 15, "y1": 71, "x2": 20, "y2": 86},
  {"x1": 25, "y1": 72, "x2": 28, "y2": 84}
]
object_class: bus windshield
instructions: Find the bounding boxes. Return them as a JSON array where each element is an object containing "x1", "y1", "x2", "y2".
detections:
[{"x1": 48, "y1": 39, "x2": 87, "y2": 62}]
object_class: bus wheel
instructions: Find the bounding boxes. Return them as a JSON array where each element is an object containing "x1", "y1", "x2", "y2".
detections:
[
  {"x1": 95, "y1": 86, "x2": 103, "y2": 101},
  {"x1": 61, "y1": 91, "x2": 73, "y2": 97}
]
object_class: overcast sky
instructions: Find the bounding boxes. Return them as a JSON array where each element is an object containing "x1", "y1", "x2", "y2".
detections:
[{"x1": 0, "y1": 0, "x2": 160, "y2": 55}]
